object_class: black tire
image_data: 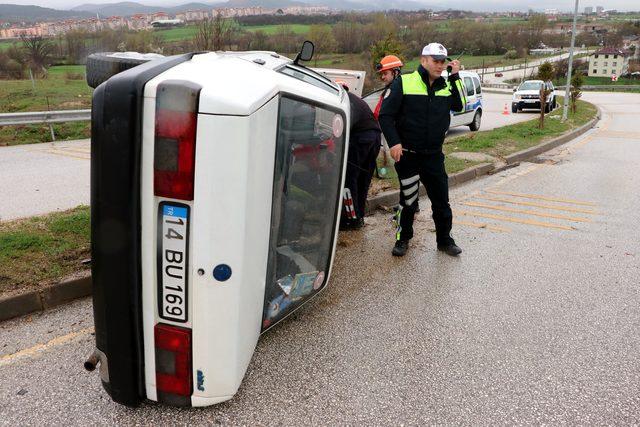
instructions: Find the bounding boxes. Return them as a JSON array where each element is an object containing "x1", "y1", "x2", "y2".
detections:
[
  {"x1": 511, "y1": 104, "x2": 518, "y2": 114},
  {"x1": 469, "y1": 110, "x2": 482, "y2": 131},
  {"x1": 544, "y1": 103, "x2": 550, "y2": 114},
  {"x1": 86, "y1": 52, "x2": 158, "y2": 89}
]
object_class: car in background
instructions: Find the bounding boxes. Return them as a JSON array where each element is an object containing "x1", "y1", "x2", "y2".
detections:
[
  {"x1": 512, "y1": 80, "x2": 557, "y2": 113},
  {"x1": 494, "y1": 72, "x2": 504, "y2": 77}
]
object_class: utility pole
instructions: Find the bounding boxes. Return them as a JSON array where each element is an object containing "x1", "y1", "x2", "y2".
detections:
[
  {"x1": 562, "y1": 0, "x2": 579, "y2": 122},
  {"x1": 523, "y1": 57, "x2": 527, "y2": 82}
]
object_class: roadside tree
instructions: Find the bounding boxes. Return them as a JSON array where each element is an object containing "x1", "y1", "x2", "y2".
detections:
[
  {"x1": 20, "y1": 36, "x2": 54, "y2": 77},
  {"x1": 536, "y1": 61, "x2": 554, "y2": 129},
  {"x1": 570, "y1": 72, "x2": 584, "y2": 114}
]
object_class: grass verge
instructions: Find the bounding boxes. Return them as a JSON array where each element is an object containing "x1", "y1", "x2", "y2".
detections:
[
  {"x1": 0, "y1": 206, "x2": 91, "y2": 297},
  {"x1": 444, "y1": 98, "x2": 597, "y2": 158},
  {"x1": 0, "y1": 64, "x2": 92, "y2": 146}
]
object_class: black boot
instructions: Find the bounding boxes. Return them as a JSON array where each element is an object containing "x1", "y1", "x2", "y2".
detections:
[
  {"x1": 437, "y1": 242, "x2": 462, "y2": 256},
  {"x1": 340, "y1": 218, "x2": 364, "y2": 231},
  {"x1": 392, "y1": 240, "x2": 409, "y2": 257}
]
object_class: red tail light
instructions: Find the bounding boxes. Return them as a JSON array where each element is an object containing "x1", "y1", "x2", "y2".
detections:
[
  {"x1": 154, "y1": 81, "x2": 202, "y2": 201},
  {"x1": 155, "y1": 323, "x2": 192, "y2": 399}
]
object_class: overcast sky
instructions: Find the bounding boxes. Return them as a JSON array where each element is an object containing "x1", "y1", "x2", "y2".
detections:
[{"x1": 5, "y1": 0, "x2": 639, "y2": 12}]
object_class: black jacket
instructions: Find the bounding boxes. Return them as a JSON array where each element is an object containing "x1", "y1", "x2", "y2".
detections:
[
  {"x1": 378, "y1": 65, "x2": 465, "y2": 153},
  {"x1": 347, "y1": 91, "x2": 381, "y2": 136}
]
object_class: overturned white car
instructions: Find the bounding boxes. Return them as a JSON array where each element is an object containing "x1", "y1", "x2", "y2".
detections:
[{"x1": 86, "y1": 44, "x2": 351, "y2": 407}]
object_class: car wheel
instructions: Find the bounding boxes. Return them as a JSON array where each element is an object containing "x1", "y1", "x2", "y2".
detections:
[
  {"x1": 86, "y1": 52, "x2": 164, "y2": 89},
  {"x1": 544, "y1": 103, "x2": 551, "y2": 114},
  {"x1": 511, "y1": 104, "x2": 518, "y2": 114},
  {"x1": 469, "y1": 110, "x2": 482, "y2": 131}
]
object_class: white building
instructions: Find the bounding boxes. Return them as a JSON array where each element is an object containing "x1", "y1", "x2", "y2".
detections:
[{"x1": 588, "y1": 47, "x2": 630, "y2": 78}]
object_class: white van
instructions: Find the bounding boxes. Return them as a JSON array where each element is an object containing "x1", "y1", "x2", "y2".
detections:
[{"x1": 87, "y1": 45, "x2": 350, "y2": 407}]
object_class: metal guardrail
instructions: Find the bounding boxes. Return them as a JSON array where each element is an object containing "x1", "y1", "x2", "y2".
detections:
[{"x1": 0, "y1": 109, "x2": 91, "y2": 126}]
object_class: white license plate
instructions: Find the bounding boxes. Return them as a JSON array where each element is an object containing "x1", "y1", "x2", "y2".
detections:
[
  {"x1": 158, "y1": 203, "x2": 189, "y2": 323},
  {"x1": 524, "y1": 99, "x2": 538, "y2": 103}
]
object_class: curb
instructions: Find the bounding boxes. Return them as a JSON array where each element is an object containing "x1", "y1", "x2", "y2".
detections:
[
  {"x1": 1, "y1": 108, "x2": 601, "y2": 322},
  {"x1": 366, "y1": 106, "x2": 601, "y2": 215},
  {"x1": 0, "y1": 276, "x2": 91, "y2": 322}
]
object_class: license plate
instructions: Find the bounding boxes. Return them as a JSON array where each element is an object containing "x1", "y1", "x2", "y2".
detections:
[{"x1": 158, "y1": 203, "x2": 189, "y2": 323}]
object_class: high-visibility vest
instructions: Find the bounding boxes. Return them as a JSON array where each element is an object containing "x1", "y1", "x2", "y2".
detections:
[{"x1": 400, "y1": 71, "x2": 466, "y2": 109}]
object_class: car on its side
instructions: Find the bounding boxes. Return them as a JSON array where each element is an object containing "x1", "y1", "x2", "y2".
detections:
[{"x1": 512, "y1": 80, "x2": 556, "y2": 113}]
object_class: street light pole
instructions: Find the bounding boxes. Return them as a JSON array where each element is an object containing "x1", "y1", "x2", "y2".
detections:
[{"x1": 562, "y1": 0, "x2": 580, "y2": 121}]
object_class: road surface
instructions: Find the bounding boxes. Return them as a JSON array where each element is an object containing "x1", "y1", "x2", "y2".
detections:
[
  {"x1": 1, "y1": 92, "x2": 638, "y2": 424},
  {"x1": 0, "y1": 92, "x2": 533, "y2": 222}
]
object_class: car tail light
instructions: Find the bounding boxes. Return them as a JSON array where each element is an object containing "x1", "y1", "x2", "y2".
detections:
[
  {"x1": 154, "y1": 81, "x2": 202, "y2": 201},
  {"x1": 155, "y1": 323, "x2": 192, "y2": 404}
]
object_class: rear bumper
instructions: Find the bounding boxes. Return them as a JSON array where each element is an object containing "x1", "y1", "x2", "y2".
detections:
[{"x1": 90, "y1": 53, "x2": 195, "y2": 407}]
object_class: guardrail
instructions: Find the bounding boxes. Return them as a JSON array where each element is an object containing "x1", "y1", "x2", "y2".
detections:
[{"x1": 0, "y1": 109, "x2": 91, "y2": 126}]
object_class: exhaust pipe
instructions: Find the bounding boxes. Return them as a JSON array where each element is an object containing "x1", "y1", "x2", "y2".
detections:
[{"x1": 84, "y1": 350, "x2": 100, "y2": 371}]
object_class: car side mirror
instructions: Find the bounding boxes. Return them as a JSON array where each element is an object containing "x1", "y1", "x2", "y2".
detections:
[{"x1": 294, "y1": 41, "x2": 314, "y2": 65}]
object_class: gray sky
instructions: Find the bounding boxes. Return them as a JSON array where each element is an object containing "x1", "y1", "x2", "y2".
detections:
[{"x1": 5, "y1": 0, "x2": 640, "y2": 12}]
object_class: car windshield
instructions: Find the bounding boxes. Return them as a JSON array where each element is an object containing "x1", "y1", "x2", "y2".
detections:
[{"x1": 519, "y1": 81, "x2": 543, "y2": 91}]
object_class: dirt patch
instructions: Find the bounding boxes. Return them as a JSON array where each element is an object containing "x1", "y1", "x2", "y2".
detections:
[{"x1": 59, "y1": 101, "x2": 85, "y2": 108}]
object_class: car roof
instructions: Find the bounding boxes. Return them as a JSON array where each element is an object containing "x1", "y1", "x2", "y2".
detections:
[{"x1": 144, "y1": 51, "x2": 345, "y2": 116}]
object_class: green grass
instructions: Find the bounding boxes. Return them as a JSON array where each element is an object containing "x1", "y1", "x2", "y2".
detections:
[
  {"x1": 0, "y1": 121, "x2": 90, "y2": 146},
  {"x1": 0, "y1": 206, "x2": 91, "y2": 295},
  {"x1": 244, "y1": 24, "x2": 311, "y2": 35},
  {"x1": 154, "y1": 23, "x2": 312, "y2": 42},
  {"x1": 0, "y1": 64, "x2": 92, "y2": 145},
  {"x1": 154, "y1": 25, "x2": 199, "y2": 42},
  {"x1": 444, "y1": 98, "x2": 597, "y2": 158}
]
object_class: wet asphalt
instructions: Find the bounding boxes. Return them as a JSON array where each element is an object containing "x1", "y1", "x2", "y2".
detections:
[{"x1": 1, "y1": 92, "x2": 639, "y2": 424}]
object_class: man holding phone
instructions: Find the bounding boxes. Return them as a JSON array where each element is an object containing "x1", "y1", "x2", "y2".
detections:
[{"x1": 378, "y1": 43, "x2": 467, "y2": 257}]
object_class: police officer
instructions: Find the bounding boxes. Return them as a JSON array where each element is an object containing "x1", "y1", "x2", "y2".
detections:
[
  {"x1": 379, "y1": 43, "x2": 466, "y2": 257},
  {"x1": 337, "y1": 80, "x2": 382, "y2": 230}
]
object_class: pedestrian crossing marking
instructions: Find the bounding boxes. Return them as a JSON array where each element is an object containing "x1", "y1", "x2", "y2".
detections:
[
  {"x1": 484, "y1": 190, "x2": 596, "y2": 207},
  {"x1": 456, "y1": 210, "x2": 575, "y2": 231},
  {"x1": 453, "y1": 219, "x2": 511, "y2": 233},
  {"x1": 461, "y1": 201, "x2": 592, "y2": 223},
  {"x1": 476, "y1": 195, "x2": 597, "y2": 215}
]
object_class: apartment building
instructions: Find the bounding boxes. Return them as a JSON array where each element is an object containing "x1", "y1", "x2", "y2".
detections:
[{"x1": 588, "y1": 47, "x2": 631, "y2": 77}]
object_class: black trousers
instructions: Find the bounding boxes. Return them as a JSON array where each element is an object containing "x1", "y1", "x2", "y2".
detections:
[
  {"x1": 394, "y1": 151, "x2": 454, "y2": 246},
  {"x1": 342, "y1": 130, "x2": 381, "y2": 221}
]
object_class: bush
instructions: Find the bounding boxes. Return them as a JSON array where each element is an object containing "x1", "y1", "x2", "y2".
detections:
[{"x1": 503, "y1": 50, "x2": 519, "y2": 60}]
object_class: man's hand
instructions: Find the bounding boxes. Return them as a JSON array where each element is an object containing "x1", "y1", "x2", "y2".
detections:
[
  {"x1": 390, "y1": 144, "x2": 403, "y2": 162},
  {"x1": 448, "y1": 59, "x2": 461, "y2": 75}
]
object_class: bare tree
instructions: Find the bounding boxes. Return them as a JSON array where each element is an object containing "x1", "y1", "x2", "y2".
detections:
[
  {"x1": 308, "y1": 24, "x2": 337, "y2": 66},
  {"x1": 194, "y1": 12, "x2": 235, "y2": 51}
]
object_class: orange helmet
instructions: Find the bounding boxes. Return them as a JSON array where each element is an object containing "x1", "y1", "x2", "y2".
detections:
[{"x1": 376, "y1": 55, "x2": 403, "y2": 73}]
